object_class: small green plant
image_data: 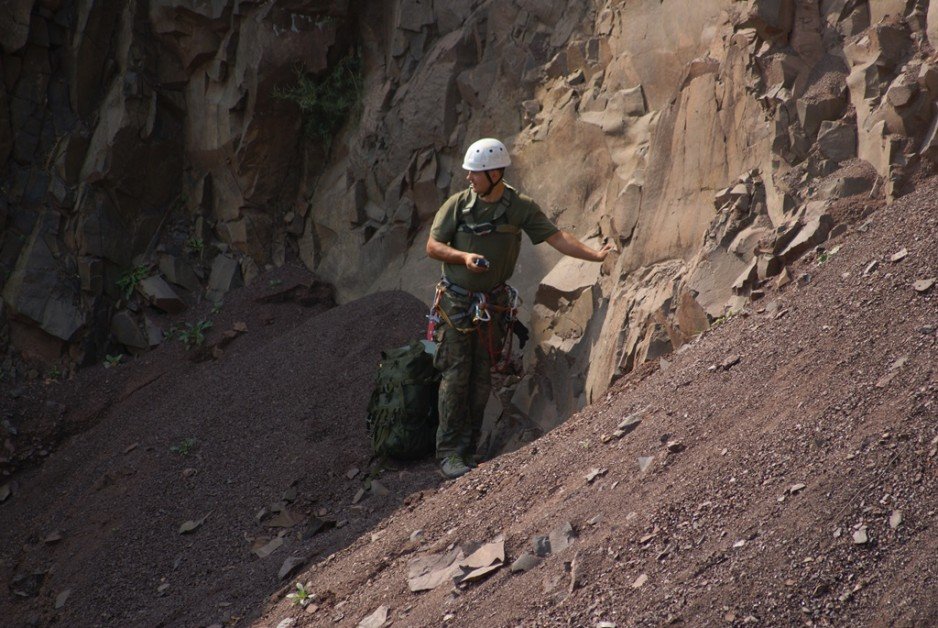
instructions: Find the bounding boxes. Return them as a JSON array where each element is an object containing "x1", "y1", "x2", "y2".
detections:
[
  {"x1": 177, "y1": 320, "x2": 213, "y2": 348},
  {"x1": 268, "y1": 278, "x2": 283, "y2": 287},
  {"x1": 47, "y1": 366, "x2": 62, "y2": 379},
  {"x1": 170, "y1": 437, "x2": 198, "y2": 456},
  {"x1": 816, "y1": 244, "x2": 841, "y2": 266},
  {"x1": 286, "y1": 582, "x2": 313, "y2": 607},
  {"x1": 117, "y1": 265, "x2": 150, "y2": 299},
  {"x1": 211, "y1": 301, "x2": 223, "y2": 315},
  {"x1": 104, "y1": 354, "x2": 123, "y2": 368},
  {"x1": 185, "y1": 236, "x2": 205, "y2": 257},
  {"x1": 273, "y1": 52, "x2": 363, "y2": 148}
]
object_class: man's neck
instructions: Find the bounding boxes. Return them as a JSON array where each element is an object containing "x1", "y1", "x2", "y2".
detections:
[{"x1": 479, "y1": 181, "x2": 506, "y2": 204}]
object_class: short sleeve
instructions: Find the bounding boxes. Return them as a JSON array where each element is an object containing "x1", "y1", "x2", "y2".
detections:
[
  {"x1": 429, "y1": 193, "x2": 462, "y2": 243},
  {"x1": 520, "y1": 197, "x2": 559, "y2": 245}
]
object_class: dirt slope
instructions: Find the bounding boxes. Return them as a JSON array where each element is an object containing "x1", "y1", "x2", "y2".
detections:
[
  {"x1": 0, "y1": 177, "x2": 936, "y2": 628},
  {"x1": 252, "y1": 179, "x2": 936, "y2": 627},
  {"x1": 0, "y1": 274, "x2": 435, "y2": 627}
]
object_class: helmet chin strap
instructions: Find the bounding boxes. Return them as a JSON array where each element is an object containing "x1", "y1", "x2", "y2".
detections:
[{"x1": 479, "y1": 170, "x2": 500, "y2": 199}]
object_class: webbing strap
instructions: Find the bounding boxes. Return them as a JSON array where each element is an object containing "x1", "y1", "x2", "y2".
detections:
[{"x1": 458, "y1": 186, "x2": 518, "y2": 236}]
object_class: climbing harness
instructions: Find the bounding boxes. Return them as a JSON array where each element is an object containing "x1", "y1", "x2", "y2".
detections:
[{"x1": 426, "y1": 279, "x2": 521, "y2": 373}]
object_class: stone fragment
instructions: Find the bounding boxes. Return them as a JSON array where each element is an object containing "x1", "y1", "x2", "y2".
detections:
[
  {"x1": 789, "y1": 483, "x2": 806, "y2": 494},
  {"x1": 780, "y1": 215, "x2": 833, "y2": 264},
  {"x1": 632, "y1": 573, "x2": 649, "y2": 589},
  {"x1": 532, "y1": 535, "x2": 551, "y2": 557},
  {"x1": 138, "y1": 276, "x2": 186, "y2": 313},
  {"x1": 370, "y1": 480, "x2": 389, "y2": 497},
  {"x1": 345, "y1": 467, "x2": 360, "y2": 480},
  {"x1": 252, "y1": 536, "x2": 284, "y2": 559},
  {"x1": 111, "y1": 311, "x2": 148, "y2": 349},
  {"x1": 567, "y1": 70, "x2": 585, "y2": 85},
  {"x1": 817, "y1": 121, "x2": 856, "y2": 162},
  {"x1": 549, "y1": 522, "x2": 576, "y2": 554},
  {"x1": 745, "y1": 0, "x2": 794, "y2": 40},
  {"x1": 889, "y1": 248, "x2": 908, "y2": 262},
  {"x1": 207, "y1": 254, "x2": 242, "y2": 302},
  {"x1": 159, "y1": 255, "x2": 201, "y2": 293},
  {"x1": 889, "y1": 511, "x2": 902, "y2": 529},
  {"x1": 852, "y1": 528, "x2": 868, "y2": 545},
  {"x1": 720, "y1": 355, "x2": 741, "y2": 370},
  {"x1": 357, "y1": 605, "x2": 389, "y2": 628},
  {"x1": 666, "y1": 440, "x2": 686, "y2": 454},
  {"x1": 585, "y1": 468, "x2": 607, "y2": 483},
  {"x1": 616, "y1": 411, "x2": 643, "y2": 434},
  {"x1": 638, "y1": 456, "x2": 654, "y2": 473},
  {"x1": 54, "y1": 589, "x2": 71, "y2": 609},
  {"x1": 278, "y1": 556, "x2": 307, "y2": 580},
  {"x1": 797, "y1": 94, "x2": 847, "y2": 139},
  {"x1": 913, "y1": 278, "x2": 935, "y2": 293}
]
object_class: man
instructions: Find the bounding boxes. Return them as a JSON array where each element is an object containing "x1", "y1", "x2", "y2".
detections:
[{"x1": 426, "y1": 138, "x2": 614, "y2": 479}]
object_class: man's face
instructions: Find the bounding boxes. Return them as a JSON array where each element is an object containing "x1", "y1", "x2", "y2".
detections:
[{"x1": 466, "y1": 169, "x2": 500, "y2": 194}]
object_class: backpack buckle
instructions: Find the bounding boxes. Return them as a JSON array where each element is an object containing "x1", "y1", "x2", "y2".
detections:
[{"x1": 467, "y1": 222, "x2": 495, "y2": 236}]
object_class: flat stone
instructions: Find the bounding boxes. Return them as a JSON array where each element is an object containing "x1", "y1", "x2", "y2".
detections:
[
  {"x1": 111, "y1": 311, "x2": 148, "y2": 349},
  {"x1": 357, "y1": 605, "x2": 389, "y2": 628},
  {"x1": 913, "y1": 278, "x2": 935, "y2": 293},
  {"x1": 632, "y1": 573, "x2": 649, "y2": 589},
  {"x1": 852, "y1": 528, "x2": 868, "y2": 545},
  {"x1": 889, "y1": 511, "x2": 903, "y2": 529},
  {"x1": 638, "y1": 456, "x2": 654, "y2": 473},
  {"x1": 549, "y1": 521, "x2": 576, "y2": 554},
  {"x1": 207, "y1": 254, "x2": 242, "y2": 302},
  {"x1": 889, "y1": 248, "x2": 908, "y2": 262},
  {"x1": 138, "y1": 276, "x2": 186, "y2": 313},
  {"x1": 585, "y1": 468, "x2": 607, "y2": 483},
  {"x1": 278, "y1": 555, "x2": 306, "y2": 580}
]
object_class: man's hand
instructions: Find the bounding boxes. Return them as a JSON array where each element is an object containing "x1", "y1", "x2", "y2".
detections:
[
  {"x1": 426, "y1": 237, "x2": 490, "y2": 273},
  {"x1": 595, "y1": 240, "x2": 617, "y2": 260},
  {"x1": 466, "y1": 254, "x2": 489, "y2": 273}
]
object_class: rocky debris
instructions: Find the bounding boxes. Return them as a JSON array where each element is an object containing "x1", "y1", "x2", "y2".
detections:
[
  {"x1": 548, "y1": 522, "x2": 577, "y2": 554},
  {"x1": 406, "y1": 535, "x2": 505, "y2": 592},
  {"x1": 252, "y1": 536, "x2": 284, "y2": 559},
  {"x1": 666, "y1": 440, "x2": 686, "y2": 454},
  {"x1": 585, "y1": 468, "x2": 607, "y2": 483},
  {"x1": 638, "y1": 456, "x2": 654, "y2": 473},
  {"x1": 137, "y1": 276, "x2": 186, "y2": 314},
  {"x1": 510, "y1": 552, "x2": 542, "y2": 574},
  {"x1": 357, "y1": 605, "x2": 389, "y2": 628},
  {"x1": 852, "y1": 527, "x2": 869, "y2": 545},
  {"x1": 912, "y1": 278, "x2": 935, "y2": 293},
  {"x1": 278, "y1": 556, "x2": 307, "y2": 581},
  {"x1": 178, "y1": 512, "x2": 209, "y2": 534}
]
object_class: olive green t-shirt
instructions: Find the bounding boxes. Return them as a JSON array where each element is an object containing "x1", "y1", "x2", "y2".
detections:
[{"x1": 429, "y1": 184, "x2": 559, "y2": 292}]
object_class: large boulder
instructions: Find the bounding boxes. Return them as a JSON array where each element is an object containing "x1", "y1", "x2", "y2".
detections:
[{"x1": 2, "y1": 213, "x2": 84, "y2": 341}]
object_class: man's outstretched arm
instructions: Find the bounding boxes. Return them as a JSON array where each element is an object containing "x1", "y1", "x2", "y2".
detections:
[{"x1": 545, "y1": 231, "x2": 615, "y2": 262}]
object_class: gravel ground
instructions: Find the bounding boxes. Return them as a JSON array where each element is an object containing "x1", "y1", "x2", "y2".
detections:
[{"x1": 0, "y1": 175, "x2": 936, "y2": 627}]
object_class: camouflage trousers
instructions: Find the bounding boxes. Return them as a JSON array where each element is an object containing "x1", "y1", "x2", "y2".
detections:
[{"x1": 432, "y1": 287, "x2": 508, "y2": 461}]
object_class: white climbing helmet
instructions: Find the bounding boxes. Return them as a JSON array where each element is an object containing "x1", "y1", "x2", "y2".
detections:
[{"x1": 462, "y1": 138, "x2": 512, "y2": 171}]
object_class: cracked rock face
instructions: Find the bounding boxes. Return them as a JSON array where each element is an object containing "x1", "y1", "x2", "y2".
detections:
[{"x1": 2, "y1": 0, "x2": 938, "y2": 451}]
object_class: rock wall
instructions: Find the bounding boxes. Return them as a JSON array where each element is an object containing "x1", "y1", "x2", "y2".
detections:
[{"x1": 1, "y1": 1, "x2": 937, "y2": 450}]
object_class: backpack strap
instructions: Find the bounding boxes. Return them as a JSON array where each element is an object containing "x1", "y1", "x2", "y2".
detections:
[{"x1": 457, "y1": 186, "x2": 521, "y2": 235}]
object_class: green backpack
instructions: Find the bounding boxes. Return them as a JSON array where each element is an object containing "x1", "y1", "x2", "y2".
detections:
[{"x1": 366, "y1": 340, "x2": 440, "y2": 460}]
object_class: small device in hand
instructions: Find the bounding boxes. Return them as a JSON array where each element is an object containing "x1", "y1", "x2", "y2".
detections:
[{"x1": 475, "y1": 258, "x2": 489, "y2": 268}]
